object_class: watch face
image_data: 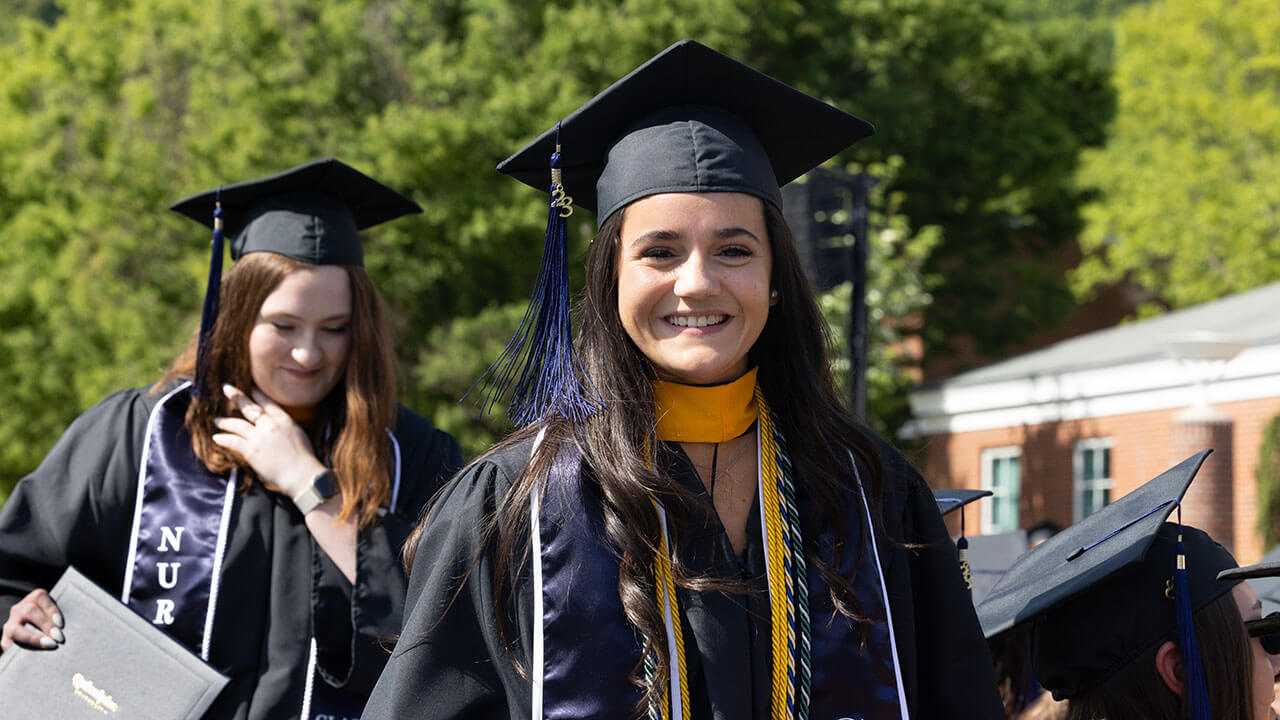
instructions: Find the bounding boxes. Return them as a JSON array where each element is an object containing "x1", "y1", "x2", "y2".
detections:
[{"x1": 314, "y1": 470, "x2": 336, "y2": 498}]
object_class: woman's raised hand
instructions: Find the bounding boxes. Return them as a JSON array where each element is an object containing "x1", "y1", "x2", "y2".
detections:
[
  {"x1": 213, "y1": 384, "x2": 326, "y2": 499},
  {"x1": 1, "y1": 588, "x2": 64, "y2": 651}
]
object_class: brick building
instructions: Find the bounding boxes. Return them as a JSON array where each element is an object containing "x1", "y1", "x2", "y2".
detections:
[{"x1": 902, "y1": 282, "x2": 1280, "y2": 563}]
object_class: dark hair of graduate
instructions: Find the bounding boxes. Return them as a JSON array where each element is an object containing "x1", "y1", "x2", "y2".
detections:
[
  {"x1": 462, "y1": 199, "x2": 888, "y2": 712},
  {"x1": 158, "y1": 251, "x2": 397, "y2": 529},
  {"x1": 1062, "y1": 590, "x2": 1255, "y2": 720}
]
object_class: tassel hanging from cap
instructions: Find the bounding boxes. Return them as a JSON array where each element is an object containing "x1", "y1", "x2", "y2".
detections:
[
  {"x1": 1171, "y1": 504, "x2": 1212, "y2": 720},
  {"x1": 958, "y1": 504, "x2": 973, "y2": 591},
  {"x1": 193, "y1": 188, "x2": 225, "y2": 399},
  {"x1": 476, "y1": 123, "x2": 599, "y2": 426}
]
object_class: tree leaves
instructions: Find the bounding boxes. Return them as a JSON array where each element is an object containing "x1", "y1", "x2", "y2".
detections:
[
  {"x1": 0, "y1": 0, "x2": 1107, "y2": 491},
  {"x1": 1073, "y1": 0, "x2": 1280, "y2": 315}
]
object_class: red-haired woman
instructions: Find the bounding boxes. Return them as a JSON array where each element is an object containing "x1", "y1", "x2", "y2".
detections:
[{"x1": 0, "y1": 159, "x2": 462, "y2": 720}]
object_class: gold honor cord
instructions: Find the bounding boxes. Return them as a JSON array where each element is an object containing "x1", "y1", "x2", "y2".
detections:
[
  {"x1": 647, "y1": 387, "x2": 800, "y2": 719},
  {"x1": 652, "y1": 504, "x2": 691, "y2": 719},
  {"x1": 757, "y1": 390, "x2": 797, "y2": 718}
]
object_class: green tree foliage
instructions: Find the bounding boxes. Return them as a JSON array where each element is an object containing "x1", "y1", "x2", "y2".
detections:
[
  {"x1": 0, "y1": 0, "x2": 1106, "y2": 493},
  {"x1": 1257, "y1": 411, "x2": 1280, "y2": 547},
  {"x1": 1072, "y1": 0, "x2": 1280, "y2": 315}
]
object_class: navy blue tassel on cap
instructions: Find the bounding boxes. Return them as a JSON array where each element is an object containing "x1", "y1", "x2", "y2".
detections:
[
  {"x1": 478, "y1": 124, "x2": 599, "y2": 426},
  {"x1": 193, "y1": 188, "x2": 225, "y2": 399},
  {"x1": 1172, "y1": 504, "x2": 1212, "y2": 720}
]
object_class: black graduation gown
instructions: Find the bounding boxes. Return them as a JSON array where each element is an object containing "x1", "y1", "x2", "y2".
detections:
[
  {"x1": 363, "y1": 435, "x2": 1004, "y2": 719},
  {"x1": 0, "y1": 386, "x2": 463, "y2": 719}
]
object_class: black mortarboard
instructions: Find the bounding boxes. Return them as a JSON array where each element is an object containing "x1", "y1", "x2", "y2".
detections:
[
  {"x1": 1218, "y1": 557, "x2": 1280, "y2": 582},
  {"x1": 498, "y1": 39, "x2": 874, "y2": 227},
  {"x1": 170, "y1": 157, "x2": 421, "y2": 267},
  {"x1": 1219, "y1": 553, "x2": 1280, "y2": 616},
  {"x1": 169, "y1": 158, "x2": 421, "y2": 398},
  {"x1": 934, "y1": 488, "x2": 992, "y2": 517},
  {"x1": 486, "y1": 40, "x2": 874, "y2": 426},
  {"x1": 975, "y1": 450, "x2": 1239, "y2": 716}
]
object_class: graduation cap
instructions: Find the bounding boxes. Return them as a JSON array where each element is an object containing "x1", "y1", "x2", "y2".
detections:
[
  {"x1": 169, "y1": 158, "x2": 422, "y2": 398},
  {"x1": 934, "y1": 488, "x2": 992, "y2": 517},
  {"x1": 934, "y1": 488, "x2": 993, "y2": 592},
  {"x1": 1219, "y1": 557, "x2": 1280, "y2": 653},
  {"x1": 486, "y1": 39, "x2": 874, "y2": 425},
  {"x1": 975, "y1": 450, "x2": 1240, "y2": 717}
]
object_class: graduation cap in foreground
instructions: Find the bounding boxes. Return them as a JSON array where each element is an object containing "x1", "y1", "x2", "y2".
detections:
[
  {"x1": 169, "y1": 158, "x2": 422, "y2": 397},
  {"x1": 486, "y1": 39, "x2": 875, "y2": 425},
  {"x1": 934, "y1": 488, "x2": 993, "y2": 592},
  {"x1": 975, "y1": 450, "x2": 1239, "y2": 718}
]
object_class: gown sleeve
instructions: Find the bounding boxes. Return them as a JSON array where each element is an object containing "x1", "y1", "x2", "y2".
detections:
[
  {"x1": 875, "y1": 439, "x2": 1006, "y2": 719},
  {"x1": 311, "y1": 405, "x2": 465, "y2": 695},
  {"x1": 0, "y1": 389, "x2": 152, "y2": 627},
  {"x1": 361, "y1": 444, "x2": 535, "y2": 720}
]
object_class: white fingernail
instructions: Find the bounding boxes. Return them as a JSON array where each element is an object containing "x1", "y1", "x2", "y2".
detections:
[
  {"x1": 222, "y1": 383, "x2": 235, "y2": 396},
  {"x1": 52, "y1": 612, "x2": 64, "y2": 629},
  {"x1": 39, "y1": 636, "x2": 57, "y2": 649},
  {"x1": 50, "y1": 627, "x2": 65, "y2": 644}
]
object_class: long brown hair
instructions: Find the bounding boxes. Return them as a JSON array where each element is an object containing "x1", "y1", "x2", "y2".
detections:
[
  {"x1": 466, "y1": 200, "x2": 887, "y2": 711},
  {"x1": 159, "y1": 251, "x2": 396, "y2": 528},
  {"x1": 1062, "y1": 591, "x2": 1255, "y2": 720}
]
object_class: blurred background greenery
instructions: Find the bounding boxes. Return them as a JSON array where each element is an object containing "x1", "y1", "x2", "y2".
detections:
[{"x1": 2, "y1": 0, "x2": 1276, "y2": 502}]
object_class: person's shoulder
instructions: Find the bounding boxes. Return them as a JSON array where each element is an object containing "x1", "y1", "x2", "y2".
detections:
[
  {"x1": 392, "y1": 403, "x2": 437, "y2": 435},
  {"x1": 391, "y1": 404, "x2": 463, "y2": 457},
  {"x1": 459, "y1": 434, "x2": 539, "y2": 493},
  {"x1": 421, "y1": 434, "x2": 538, "y2": 531},
  {"x1": 850, "y1": 430, "x2": 931, "y2": 525},
  {"x1": 71, "y1": 382, "x2": 179, "y2": 430},
  {"x1": 867, "y1": 433, "x2": 922, "y2": 487}
]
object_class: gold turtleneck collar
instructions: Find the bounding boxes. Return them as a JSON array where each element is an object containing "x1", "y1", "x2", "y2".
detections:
[{"x1": 653, "y1": 368, "x2": 758, "y2": 443}]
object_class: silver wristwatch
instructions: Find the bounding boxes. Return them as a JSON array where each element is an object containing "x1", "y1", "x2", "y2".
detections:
[{"x1": 293, "y1": 470, "x2": 336, "y2": 515}]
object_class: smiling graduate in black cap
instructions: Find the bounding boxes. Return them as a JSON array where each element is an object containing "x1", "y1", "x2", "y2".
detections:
[
  {"x1": 977, "y1": 450, "x2": 1279, "y2": 720},
  {"x1": 0, "y1": 158, "x2": 463, "y2": 720},
  {"x1": 365, "y1": 40, "x2": 1003, "y2": 720}
]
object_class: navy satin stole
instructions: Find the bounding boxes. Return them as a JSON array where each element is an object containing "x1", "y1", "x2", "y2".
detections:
[
  {"x1": 122, "y1": 384, "x2": 377, "y2": 720},
  {"x1": 122, "y1": 383, "x2": 234, "y2": 658}
]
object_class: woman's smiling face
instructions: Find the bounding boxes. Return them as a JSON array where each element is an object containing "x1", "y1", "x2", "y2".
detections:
[
  {"x1": 247, "y1": 265, "x2": 352, "y2": 415},
  {"x1": 616, "y1": 192, "x2": 772, "y2": 385}
]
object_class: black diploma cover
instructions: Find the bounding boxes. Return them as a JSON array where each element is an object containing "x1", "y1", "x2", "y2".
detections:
[{"x1": 0, "y1": 566, "x2": 228, "y2": 719}]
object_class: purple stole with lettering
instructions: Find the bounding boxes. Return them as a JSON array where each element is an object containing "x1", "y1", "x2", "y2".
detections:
[
  {"x1": 122, "y1": 383, "x2": 235, "y2": 659},
  {"x1": 532, "y1": 443, "x2": 910, "y2": 719},
  {"x1": 121, "y1": 383, "x2": 377, "y2": 720}
]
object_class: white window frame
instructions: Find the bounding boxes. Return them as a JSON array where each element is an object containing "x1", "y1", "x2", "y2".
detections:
[
  {"x1": 980, "y1": 446, "x2": 1022, "y2": 534},
  {"x1": 1073, "y1": 437, "x2": 1115, "y2": 523}
]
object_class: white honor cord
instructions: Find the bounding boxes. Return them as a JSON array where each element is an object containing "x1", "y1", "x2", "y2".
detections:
[
  {"x1": 849, "y1": 452, "x2": 911, "y2": 720},
  {"x1": 299, "y1": 638, "x2": 318, "y2": 719},
  {"x1": 655, "y1": 505, "x2": 684, "y2": 720},
  {"x1": 529, "y1": 427, "x2": 547, "y2": 720},
  {"x1": 387, "y1": 429, "x2": 402, "y2": 511},
  {"x1": 201, "y1": 468, "x2": 237, "y2": 661}
]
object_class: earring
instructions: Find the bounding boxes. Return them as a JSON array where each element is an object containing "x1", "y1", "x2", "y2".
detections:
[{"x1": 769, "y1": 289, "x2": 779, "y2": 305}]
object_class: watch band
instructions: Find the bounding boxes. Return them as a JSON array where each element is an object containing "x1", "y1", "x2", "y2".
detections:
[{"x1": 292, "y1": 470, "x2": 336, "y2": 515}]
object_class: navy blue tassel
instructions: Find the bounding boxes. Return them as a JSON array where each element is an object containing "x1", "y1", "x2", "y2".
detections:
[
  {"x1": 1172, "y1": 505, "x2": 1212, "y2": 720},
  {"x1": 476, "y1": 124, "x2": 599, "y2": 425},
  {"x1": 193, "y1": 189, "x2": 224, "y2": 399}
]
